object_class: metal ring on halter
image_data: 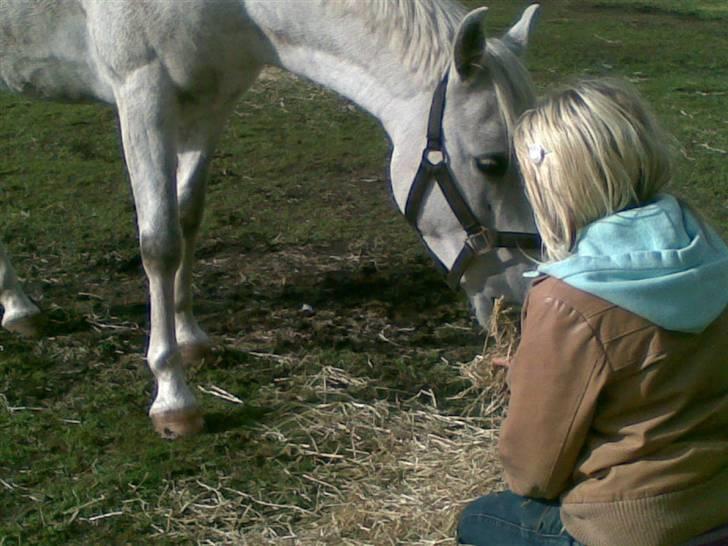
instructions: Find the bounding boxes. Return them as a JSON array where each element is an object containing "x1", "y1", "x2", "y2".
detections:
[{"x1": 403, "y1": 71, "x2": 541, "y2": 289}]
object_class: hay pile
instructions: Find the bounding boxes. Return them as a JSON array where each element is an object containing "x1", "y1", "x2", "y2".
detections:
[{"x1": 148, "y1": 301, "x2": 519, "y2": 545}]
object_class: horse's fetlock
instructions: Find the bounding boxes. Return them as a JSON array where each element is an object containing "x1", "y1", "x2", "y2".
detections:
[{"x1": 147, "y1": 345, "x2": 182, "y2": 376}]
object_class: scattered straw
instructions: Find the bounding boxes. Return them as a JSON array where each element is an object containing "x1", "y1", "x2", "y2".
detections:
[
  {"x1": 84, "y1": 511, "x2": 124, "y2": 523},
  {"x1": 130, "y1": 301, "x2": 518, "y2": 545},
  {"x1": 198, "y1": 385, "x2": 245, "y2": 405}
]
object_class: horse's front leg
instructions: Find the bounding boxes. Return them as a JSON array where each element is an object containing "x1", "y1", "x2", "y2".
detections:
[
  {"x1": 173, "y1": 94, "x2": 249, "y2": 363},
  {"x1": 116, "y1": 65, "x2": 202, "y2": 438},
  {"x1": 174, "y1": 148, "x2": 212, "y2": 364},
  {"x1": 0, "y1": 242, "x2": 42, "y2": 337}
]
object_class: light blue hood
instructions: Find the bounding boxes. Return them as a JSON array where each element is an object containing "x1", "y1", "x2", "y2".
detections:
[{"x1": 538, "y1": 194, "x2": 728, "y2": 333}]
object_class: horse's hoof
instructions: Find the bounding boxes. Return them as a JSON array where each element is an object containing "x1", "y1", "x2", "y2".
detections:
[
  {"x1": 179, "y1": 342, "x2": 212, "y2": 365},
  {"x1": 3, "y1": 313, "x2": 45, "y2": 338},
  {"x1": 151, "y1": 408, "x2": 204, "y2": 439}
]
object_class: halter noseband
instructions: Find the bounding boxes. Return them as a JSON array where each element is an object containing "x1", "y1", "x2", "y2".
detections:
[{"x1": 404, "y1": 72, "x2": 541, "y2": 289}]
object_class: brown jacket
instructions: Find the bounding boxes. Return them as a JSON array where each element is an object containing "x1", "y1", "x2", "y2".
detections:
[{"x1": 499, "y1": 277, "x2": 728, "y2": 546}]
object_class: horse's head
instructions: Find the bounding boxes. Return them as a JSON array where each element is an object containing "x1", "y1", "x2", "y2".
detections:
[{"x1": 410, "y1": 4, "x2": 542, "y2": 326}]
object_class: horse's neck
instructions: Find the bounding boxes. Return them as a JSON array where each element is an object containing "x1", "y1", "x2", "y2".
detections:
[{"x1": 244, "y1": 1, "x2": 456, "y2": 145}]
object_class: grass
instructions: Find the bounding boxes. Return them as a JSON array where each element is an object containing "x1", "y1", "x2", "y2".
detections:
[
  {"x1": 1, "y1": 1, "x2": 726, "y2": 545},
  {"x1": 593, "y1": 0, "x2": 728, "y2": 20}
]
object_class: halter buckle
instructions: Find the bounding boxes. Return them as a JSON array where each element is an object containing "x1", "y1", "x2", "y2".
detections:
[{"x1": 466, "y1": 227, "x2": 496, "y2": 255}]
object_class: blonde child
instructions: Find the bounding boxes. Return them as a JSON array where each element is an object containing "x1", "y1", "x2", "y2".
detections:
[{"x1": 457, "y1": 79, "x2": 728, "y2": 546}]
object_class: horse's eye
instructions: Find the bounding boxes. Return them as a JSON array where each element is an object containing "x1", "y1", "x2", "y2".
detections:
[{"x1": 475, "y1": 153, "x2": 509, "y2": 177}]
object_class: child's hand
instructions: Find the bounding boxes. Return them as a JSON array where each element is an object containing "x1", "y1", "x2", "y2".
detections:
[{"x1": 492, "y1": 357, "x2": 511, "y2": 368}]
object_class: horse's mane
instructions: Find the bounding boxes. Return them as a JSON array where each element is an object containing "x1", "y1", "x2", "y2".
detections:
[
  {"x1": 484, "y1": 39, "x2": 537, "y2": 139},
  {"x1": 320, "y1": 0, "x2": 535, "y2": 130},
  {"x1": 320, "y1": 0, "x2": 467, "y2": 87}
]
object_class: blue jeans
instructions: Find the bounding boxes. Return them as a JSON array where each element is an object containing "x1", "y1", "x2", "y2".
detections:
[{"x1": 457, "y1": 491, "x2": 585, "y2": 546}]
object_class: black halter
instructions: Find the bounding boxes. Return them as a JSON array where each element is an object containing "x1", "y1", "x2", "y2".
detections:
[{"x1": 404, "y1": 72, "x2": 541, "y2": 289}]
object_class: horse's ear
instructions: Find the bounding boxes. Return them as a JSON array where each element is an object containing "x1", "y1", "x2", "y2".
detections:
[
  {"x1": 503, "y1": 3, "x2": 541, "y2": 57},
  {"x1": 453, "y1": 7, "x2": 489, "y2": 81}
]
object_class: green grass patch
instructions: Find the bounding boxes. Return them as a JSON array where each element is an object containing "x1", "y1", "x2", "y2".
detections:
[{"x1": 593, "y1": 0, "x2": 728, "y2": 20}]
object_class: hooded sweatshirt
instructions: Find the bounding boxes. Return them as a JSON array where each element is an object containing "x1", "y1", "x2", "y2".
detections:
[
  {"x1": 498, "y1": 194, "x2": 728, "y2": 546},
  {"x1": 538, "y1": 193, "x2": 728, "y2": 333}
]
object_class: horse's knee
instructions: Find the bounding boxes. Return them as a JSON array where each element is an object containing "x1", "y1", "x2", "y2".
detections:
[
  {"x1": 139, "y1": 228, "x2": 182, "y2": 273},
  {"x1": 177, "y1": 170, "x2": 208, "y2": 237},
  {"x1": 178, "y1": 197, "x2": 205, "y2": 237},
  {"x1": 177, "y1": 150, "x2": 210, "y2": 237}
]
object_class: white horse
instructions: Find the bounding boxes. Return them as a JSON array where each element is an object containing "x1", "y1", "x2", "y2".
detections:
[{"x1": 0, "y1": 0, "x2": 540, "y2": 438}]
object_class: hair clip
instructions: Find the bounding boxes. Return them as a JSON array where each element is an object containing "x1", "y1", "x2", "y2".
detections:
[{"x1": 528, "y1": 143, "x2": 550, "y2": 166}]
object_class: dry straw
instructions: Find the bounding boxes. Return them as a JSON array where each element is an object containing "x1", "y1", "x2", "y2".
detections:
[{"x1": 130, "y1": 299, "x2": 518, "y2": 545}]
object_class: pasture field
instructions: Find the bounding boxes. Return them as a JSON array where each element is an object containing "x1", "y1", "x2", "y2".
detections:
[{"x1": 1, "y1": 1, "x2": 726, "y2": 544}]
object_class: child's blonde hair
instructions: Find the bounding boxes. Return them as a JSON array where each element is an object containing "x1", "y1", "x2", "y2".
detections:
[{"x1": 513, "y1": 78, "x2": 672, "y2": 261}]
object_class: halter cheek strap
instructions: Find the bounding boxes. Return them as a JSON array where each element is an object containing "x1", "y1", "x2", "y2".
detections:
[{"x1": 404, "y1": 72, "x2": 541, "y2": 290}]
